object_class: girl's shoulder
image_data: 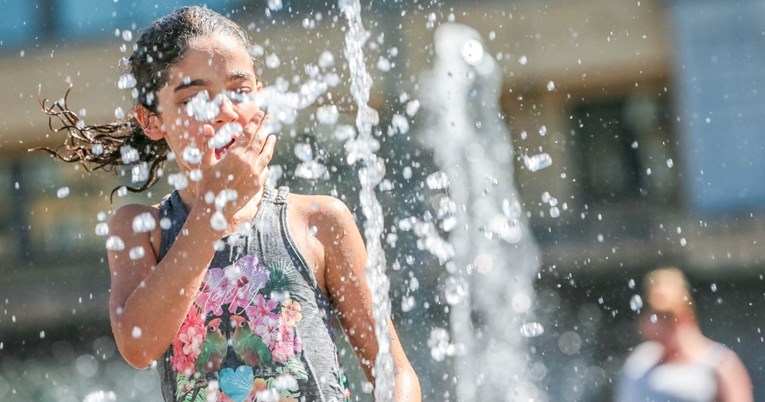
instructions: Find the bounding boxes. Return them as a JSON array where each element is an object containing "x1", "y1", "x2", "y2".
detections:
[
  {"x1": 109, "y1": 202, "x2": 163, "y2": 241},
  {"x1": 285, "y1": 193, "x2": 355, "y2": 225}
]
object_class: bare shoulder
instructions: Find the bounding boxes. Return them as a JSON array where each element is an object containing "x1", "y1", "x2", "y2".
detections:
[
  {"x1": 109, "y1": 203, "x2": 161, "y2": 234},
  {"x1": 108, "y1": 202, "x2": 163, "y2": 266},
  {"x1": 286, "y1": 193, "x2": 355, "y2": 227}
]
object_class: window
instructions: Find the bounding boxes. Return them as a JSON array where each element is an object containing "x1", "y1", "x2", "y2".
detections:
[{"x1": 571, "y1": 93, "x2": 678, "y2": 207}]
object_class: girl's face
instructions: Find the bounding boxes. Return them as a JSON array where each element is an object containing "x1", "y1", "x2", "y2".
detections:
[{"x1": 153, "y1": 33, "x2": 264, "y2": 174}]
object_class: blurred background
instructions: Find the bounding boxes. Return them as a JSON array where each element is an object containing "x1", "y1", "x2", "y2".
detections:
[{"x1": 1, "y1": 0, "x2": 764, "y2": 401}]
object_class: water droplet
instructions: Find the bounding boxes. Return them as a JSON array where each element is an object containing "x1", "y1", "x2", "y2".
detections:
[
  {"x1": 427, "y1": 327, "x2": 454, "y2": 361},
  {"x1": 57, "y1": 187, "x2": 70, "y2": 198},
  {"x1": 160, "y1": 218, "x2": 172, "y2": 230},
  {"x1": 182, "y1": 145, "x2": 203, "y2": 164},
  {"x1": 92, "y1": 143, "x2": 104, "y2": 155},
  {"x1": 131, "y1": 326, "x2": 142, "y2": 338},
  {"x1": 546, "y1": 81, "x2": 555, "y2": 91},
  {"x1": 334, "y1": 125, "x2": 355, "y2": 141},
  {"x1": 318, "y1": 51, "x2": 335, "y2": 68},
  {"x1": 265, "y1": 53, "x2": 281, "y2": 69},
  {"x1": 94, "y1": 223, "x2": 109, "y2": 236},
  {"x1": 628, "y1": 279, "x2": 636, "y2": 289},
  {"x1": 295, "y1": 161, "x2": 329, "y2": 180},
  {"x1": 710, "y1": 283, "x2": 717, "y2": 292},
  {"x1": 401, "y1": 296, "x2": 415, "y2": 312},
  {"x1": 105, "y1": 236, "x2": 125, "y2": 251},
  {"x1": 518, "y1": 55, "x2": 528, "y2": 65},
  {"x1": 520, "y1": 322, "x2": 544, "y2": 337},
  {"x1": 666, "y1": 158, "x2": 674, "y2": 168},
  {"x1": 405, "y1": 99, "x2": 420, "y2": 117},
  {"x1": 461, "y1": 39, "x2": 484, "y2": 66},
  {"x1": 549, "y1": 206, "x2": 560, "y2": 218},
  {"x1": 132, "y1": 212, "x2": 156, "y2": 233},
  {"x1": 129, "y1": 246, "x2": 145, "y2": 260},
  {"x1": 121, "y1": 29, "x2": 132, "y2": 41},
  {"x1": 443, "y1": 276, "x2": 467, "y2": 305},
  {"x1": 267, "y1": 0, "x2": 283, "y2": 11},
  {"x1": 185, "y1": 90, "x2": 218, "y2": 122},
  {"x1": 209, "y1": 122, "x2": 242, "y2": 150},
  {"x1": 629, "y1": 294, "x2": 643, "y2": 312},
  {"x1": 83, "y1": 390, "x2": 117, "y2": 402},
  {"x1": 522, "y1": 153, "x2": 552, "y2": 172},
  {"x1": 117, "y1": 73, "x2": 136, "y2": 89},
  {"x1": 376, "y1": 56, "x2": 391, "y2": 72},
  {"x1": 294, "y1": 143, "x2": 313, "y2": 162},
  {"x1": 426, "y1": 171, "x2": 450, "y2": 190},
  {"x1": 316, "y1": 105, "x2": 339, "y2": 125},
  {"x1": 390, "y1": 114, "x2": 409, "y2": 135},
  {"x1": 120, "y1": 145, "x2": 139, "y2": 164},
  {"x1": 168, "y1": 173, "x2": 188, "y2": 190},
  {"x1": 538, "y1": 125, "x2": 547, "y2": 136},
  {"x1": 131, "y1": 162, "x2": 149, "y2": 183},
  {"x1": 210, "y1": 211, "x2": 228, "y2": 231}
]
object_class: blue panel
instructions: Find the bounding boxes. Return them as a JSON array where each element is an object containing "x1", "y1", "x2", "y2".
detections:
[
  {"x1": 668, "y1": 0, "x2": 765, "y2": 214},
  {"x1": 0, "y1": 0, "x2": 38, "y2": 47},
  {"x1": 57, "y1": 0, "x2": 239, "y2": 39}
]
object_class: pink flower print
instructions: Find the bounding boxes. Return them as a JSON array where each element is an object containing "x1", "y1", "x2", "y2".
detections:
[
  {"x1": 182, "y1": 304, "x2": 205, "y2": 329},
  {"x1": 179, "y1": 325, "x2": 204, "y2": 357},
  {"x1": 195, "y1": 268, "x2": 229, "y2": 315},
  {"x1": 224, "y1": 255, "x2": 269, "y2": 313},
  {"x1": 253, "y1": 314, "x2": 281, "y2": 346},
  {"x1": 271, "y1": 324, "x2": 296, "y2": 363},
  {"x1": 170, "y1": 339, "x2": 194, "y2": 376},
  {"x1": 245, "y1": 294, "x2": 279, "y2": 327},
  {"x1": 281, "y1": 299, "x2": 302, "y2": 325}
]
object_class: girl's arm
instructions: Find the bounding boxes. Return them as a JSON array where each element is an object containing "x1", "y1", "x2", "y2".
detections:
[
  {"x1": 313, "y1": 196, "x2": 422, "y2": 401},
  {"x1": 108, "y1": 129, "x2": 275, "y2": 368},
  {"x1": 107, "y1": 202, "x2": 222, "y2": 368}
]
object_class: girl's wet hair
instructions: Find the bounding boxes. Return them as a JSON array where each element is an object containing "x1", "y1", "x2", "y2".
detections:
[{"x1": 32, "y1": 6, "x2": 251, "y2": 198}]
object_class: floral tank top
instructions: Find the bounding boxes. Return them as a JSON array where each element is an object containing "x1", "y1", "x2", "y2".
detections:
[{"x1": 155, "y1": 187, "x2": 350, "y2": 402}]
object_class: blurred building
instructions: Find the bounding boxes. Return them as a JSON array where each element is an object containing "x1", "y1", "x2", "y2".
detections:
[{"x1": 0, "y1": 0, "x2": 763, "y2": 401}]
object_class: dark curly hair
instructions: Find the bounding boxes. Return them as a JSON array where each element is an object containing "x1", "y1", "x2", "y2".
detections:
[{"x1": 31, "y1": 6, "x2": 252, "y2": 198}]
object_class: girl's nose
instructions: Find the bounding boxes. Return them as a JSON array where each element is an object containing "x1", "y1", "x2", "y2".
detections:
[{"x1": 214, "y1": 94, "x2": 238, "y2": 124}]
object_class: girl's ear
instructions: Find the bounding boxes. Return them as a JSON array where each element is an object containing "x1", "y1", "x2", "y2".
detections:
[{"x1": 135, "y1": 104, "x2": 165, "y2": 141}]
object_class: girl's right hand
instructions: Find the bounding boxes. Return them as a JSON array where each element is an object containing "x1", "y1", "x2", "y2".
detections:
[{"x1": 196, "y1": 113, "x2": 276, "y2": 218}]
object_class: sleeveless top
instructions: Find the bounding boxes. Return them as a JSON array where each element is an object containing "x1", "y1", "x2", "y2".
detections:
[
  {"x1": 615, "y1": 341, "x2": 726, "y2": 402},
  {"x1": 154, "y1": 187, "x2": 350, "y2": 402}
]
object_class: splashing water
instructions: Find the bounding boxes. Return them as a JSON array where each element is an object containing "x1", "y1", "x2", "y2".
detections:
[
  {"x1": 419, "y1": 23, "x2": 543, "y2": 401},
  {"x1": 340, "y1": 1, "x2": 394, "y2": 400}
]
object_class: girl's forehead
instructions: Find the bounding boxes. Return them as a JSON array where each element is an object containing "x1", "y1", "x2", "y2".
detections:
[{"x1": 170, "y1": 34, "x2": 253, "y2": 77}]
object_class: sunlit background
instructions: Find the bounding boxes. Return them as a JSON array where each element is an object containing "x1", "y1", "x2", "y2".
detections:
[{"x1": 1, "y1": 0, "x2": 764, "y2": 401}]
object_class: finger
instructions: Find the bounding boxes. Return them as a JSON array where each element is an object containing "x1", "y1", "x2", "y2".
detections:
[
  {"x1": 200, "y1": 125, "x2": 217, "y2": 166},
  {"x1": 255, "y1": 134, "x2": 277, "y2": 164}
]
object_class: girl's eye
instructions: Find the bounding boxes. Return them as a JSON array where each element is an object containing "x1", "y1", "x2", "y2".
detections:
[{"x1": 229, "y1": 88, "x2": 252, "y2": 104}]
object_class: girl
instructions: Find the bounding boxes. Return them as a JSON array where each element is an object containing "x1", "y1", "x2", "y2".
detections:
[{"x1": 37, "y1": 6, "x2": 420, "y2": 402}]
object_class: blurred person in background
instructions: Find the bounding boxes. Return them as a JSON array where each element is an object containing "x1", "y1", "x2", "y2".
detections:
[{"x1": 615, "y1": 267, "x2": 753, "y2": 402}]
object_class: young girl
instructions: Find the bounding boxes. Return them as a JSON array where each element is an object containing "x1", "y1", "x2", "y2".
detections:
[{"x1": 37, "y1": 6, "x2": 420, "y2": 402}]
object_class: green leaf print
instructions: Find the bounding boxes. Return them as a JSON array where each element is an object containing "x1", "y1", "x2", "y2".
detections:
[{"x1": 260, "y1": 259, "x2": 293, "y2": 297}]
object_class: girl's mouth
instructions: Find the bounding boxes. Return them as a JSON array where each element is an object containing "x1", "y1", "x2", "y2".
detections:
[
  {"x1": 209, "y1": 122, "x2": 243, "y2": 160},
  {"x1": 214, "y1": 137, "x2": 236, "y2": 160}
]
